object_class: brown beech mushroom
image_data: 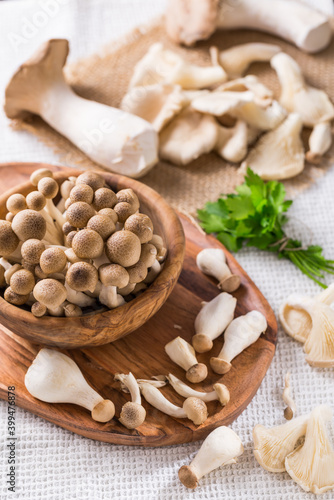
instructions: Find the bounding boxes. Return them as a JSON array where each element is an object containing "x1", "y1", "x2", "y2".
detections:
[
  {"x1": 37, "y1": 177, "x2": 66, "y2": 228},
  {"x1": 150, "y1": 234, "x2": 167, "y2": 262},
  {"x1": 115, "y1": 373, "x2": 146, "y2": 429},
  {"x1": 3, "y1": 262, "x2": 22, "y2": 285},
  {"x1": 66, "y1": 262, "x2": 98, "y2": 293},
  {"x1": 63, "y1": 302, "x2": 83, "y2": 318},
  {"x1": 99, "y1": 264, "x2": 129, "y2": 288},
  {"x1": 66, "y1": 201, "x2": 95, "y2": 228},
  {"x1": 11, "y1": 210, "x2": 46, "y2": 242},
  {"x1": 140, "y1": 243, "x2": 157, "y2": 268},
  {"x1": 65, "y1": 231, "x2": 77, "y2": 247},
  {"x1": 76, "y1": 172, "x2": 105, "y2": 191},
  {"x1": 21, "y1": 238, "x2": 45, "y2": 265},
  {"x1": 30, "y1": 168, "x2": 53, "y2": 187},
  {"x1": 31, "y1": 301, "x2": 47, "y2": 317},
  {"x1": 126, "y1": 260, "x2": 148, "y2": 284},
  {"x1": 62, "y1": 222, "x2": 75, "y2": 236},
  {"x1": 0, "y1": 264, "x2": 6, "y2": 288},
  {"x1": 69, "y1": 184, "x2": 94, "y2": 205},
  {"x1": 118, "y1": 282, "x2": 136, "y2": 296},
  {"x1": 33, "y1": 279, "x2": 67, "y2": 312},
  {"x1": 106, "y1": 230, "x2": 141, "y2": 267},
  {"x1": 40, "y1": 247, "x2": 67, "y2": 274},
  {"x1": 116, "y1": 188, "x2": 140, "y2": 212},
  {"x1": 165, "y1": 337, "x2": 208, "y2": 383},
  {"x1": 99, "y1": 208, "x2": 118, "y2": 224},
  {"x1": 87, "y1": 215, "x2": 115, "y2": 240},
  {"x1": 93, "y1": 188, "x2": 117, "y2": 211},
  {"x1": 6, "y1": 213, "x2": 14, "y2": 222},
  {"x1": 72, "y1": 229, "x2": 104, "y2": 259},
  {"x1": 6, "y1": 194, "x2": 27, "y2": 214},
  {"x1": 4, "y1": 287, "x2": 30, "y2": 305},
  {"x1": 0, "y1": 220, "x2": 20, "y2": 256},
  {"x1": 10, "y1": 269, "x2": 35, "y2": 295},
  {"x1": 124, "y1": 213, "x2": 153, "y2": 244},
  {"x1": 25, "y1": 191, "x2": 46, "y2": 212}
]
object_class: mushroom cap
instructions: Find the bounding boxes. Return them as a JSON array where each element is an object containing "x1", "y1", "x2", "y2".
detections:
[
  {"x1": 210, "y1": 357, "x2": 232, "y2": 375},
  {"x1": 60, "y1": 179, "x2": 76, "y2": 200},
  {"x1": 66, "y1": 262, "x2": 98, "y2": 292},
  {"x1": 33, "y1": 279, "x2": 67, "y2": 308},
  {"x1": 93, "y1": 188, "x2": 117, "y2": 211},
  {"x1": 99, "y1": 208, "x2": 118, "y2": 224},
  {"x1": 0, "y1": 265, "x2": 5, "y2": 288},
  {"x1": 113, "y1": 202, "x2": 136, "y2": 223},
  {"x1": 76, "y1": 172, "x2": 105, "y2": 192},
  {"x1": 119, "y1": 401, "x2": 146, "y2": 429},
  {"x1": 99, "y1": 264, "x2": 129, "y2": 288},
  {"x1": 65, "y1": 198, "x2": 73, "y2": 210},
  {"x1": 87, "y1": 214, "x2": 115, "y2": 240},
  {"x1": 26, "y1": 191, "x2": 46, "y2": 212},
  {"x1": 66, "y1": 231, "x2": 77, "y2": 247},
  {"x1": 6, "y1": 193, "x2": 27, "y2": 214},
  {"x1": 178, "y1": 465, "x2": 198, "y2": 489},
  {"x1": 192, "y1": 334, "x2": 213, "y2": 353},
  {"x1": 140, "y1": 243, "x2": 157, "y2": 268},
  {"x1": 0, "y1": 220, "x2": 20, "y2": 256},
  {"x1": 66, "y1": 201, "x2": 95, "y2": 228},
  {"x1": 64, "y1": 302, "x2": 83, "y2": 317},
  {"x1": 30, "y1": 168, "x2": 54, "y2": 187},
  {"x1": 38, "y1": 177, "x2": 59, "y2": 199},
  {"x1": 91, "y1": 399, "x2": 115, "y2": 422},
  {"x1": 126, "y1": 260, "x2": 148, "y2": 283},
  {"x1": 31, "y1": 301, "x2": 47, "y2": 317},
  {"x1": 186, "y1": 363, "x2": 208, "y2": 383},
  {"x1": 213, "y1": 383, "x2": 230, "y2": 406},
  {"x1": 183, "y1": 397, "x2": 208, "y2": 425},
  {"x1": 12, "y1": 209, "x2": 46, "y2": 241},
  {"x1": 40, "y1": 247, "x2": 67, "y2": 274},
  {"x1": 72, "y1": 229, "x2": 104, "y2": 259},
  {"x1": 4, "y1": 287, "x2": 30, "y2": 306},
  {"x1": 70, "y1": 184, "x2": 94, "y2": 204},
  {"x1": 35, "y1": 264, "x2": 48, "y2": 280},
  {"x1": 116, "y1": 188, "x2": 140, "y2": 211},
  {"x1": 106, "y1": 230, "x2": 141, "y2": 267},
  {"x1": 62, "y1": 221, "x2": 75, "y2": 236},
  {"x1": 219, "y1": 274, "x2": 241, "y2": 293},
  {"x1": 118, "y1": 282, "x2": 136, "y2": 296},
  {"x1": 124, "y1": 213, "x2": 153, "y2": 244},
  {"x1": 10, "y1": 269, "x2": 35, "y2": 295},
  {"x1": 6, "y1": 213, "x2": 14, "y2": 222},
  {"x1": 21, "y1": 239, "x2": 45, "y2": 265}
]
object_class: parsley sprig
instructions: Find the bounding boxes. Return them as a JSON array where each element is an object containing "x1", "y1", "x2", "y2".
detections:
[{"x1": 198, "y1": 168, "x2": 334, "y2": 288}]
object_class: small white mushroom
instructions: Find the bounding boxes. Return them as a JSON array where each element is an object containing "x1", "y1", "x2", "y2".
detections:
[
  {"x1": 215, "y1": 120, "x2": 249, "y2": 163},
  {"x1": 159, "y1": 107, "x2": 218, "y2": 166},
  {"x1": 25, "y1": 349, "x2": 115, "y2": 422},
  {"x1": 165, "y1": 337, "x2": 208, "y2": 383},
  {"x1": 167, "y1": 373, "x2": 230, "y2": 406},
  {"x1": 138, "y1": 382, "x2": 208, "y2": 426},
  {"x1": 218, "y1": 43, "x2": 281, "y2": 78},
  {"x1": 114, "y1": 373, "x2": 146, "y2": 429},
  {"x1": 178, "y1": 426, "x2": 244, "y2": 489},
  {"x1": 196, "y1": 248, "x2": 240, "y2": 292},
  {"x1": 306, "y1": 121, "x2": 332, "y2": 164},
  {"x1": 240, "y1": 113, "x2": 304, "y2": 180},
  {"x1": 210, "y1": 310, "x2": 267, "y2": 374},
  {"x1": 282, "y1": 372, "x2": 296, "y2": 420},
  {"x1": 193, "y1": 292, "x2": 237, "y2": 353},
  {"x1": 129, "y1": 43, "x2": 227, "y2": 90}
]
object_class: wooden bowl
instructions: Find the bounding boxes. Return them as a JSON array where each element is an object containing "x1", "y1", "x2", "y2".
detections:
[{"x1": 0, "y1": 168, "x2": 185, "y2": 348}]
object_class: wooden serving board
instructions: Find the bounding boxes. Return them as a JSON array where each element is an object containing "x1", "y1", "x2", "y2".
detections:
[{"x1": 0, "y1": 163, "x2": 277, "y2": 447}]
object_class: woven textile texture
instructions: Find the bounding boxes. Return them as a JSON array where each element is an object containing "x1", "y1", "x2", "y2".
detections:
[{"x1": 1, "y1": 1, "x2": 334, "y2": 499}]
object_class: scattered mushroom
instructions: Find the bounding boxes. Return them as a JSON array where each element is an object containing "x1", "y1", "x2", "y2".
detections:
[
  {"x1": 167, "y1": 373, "x2": 230, "y2": 406},
  {"x1": 191, "y1": 90, "x2": 253, "y2": 117},
  {"x1": 210, "y1": 310, "x2": 267, "y2": 374},
  {"x1": 114, "y1": 373, "x2": 146, "y2": 429},
  {"x1": 215, "y1": 120, "x2": 249, "y2": 163},
  {"x1": 138, "y1": 382, "x2": 208, "y2": 425},
  {"x1": 178, "y1": 426, "x2": 244, "y2": 489},
  {"x1": 218, "y1": 43, "x2": 281, "y2": 78},
  {"x1": 306, "y1": 121, "x2": 332, "y2": 164},
  {"x1": 192, "y1": 292, "x2": 237, "y2": 353},
  {"x1": 196, "y1": 248, "x2": 240, "y2": 292},
  {"x1": 165, "y1": 336, "x2": 208, "y2": 383},
  {"x1": 282, "y1": 372, "x2": 296, "y2": 421},
  {"x1": 25, "y1": 349, "x2": 115, "y2": 422}
]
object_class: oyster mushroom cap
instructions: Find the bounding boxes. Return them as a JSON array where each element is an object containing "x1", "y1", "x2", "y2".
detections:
[
  {"x1": 33, "y1": 279, "x2": 67, "y2": 309},
  {"x1": 6, "y1": 193, "x2": 27, "y2": 214},
  {"x1": 40, "y1": 247, "x2": 67, "y2": 274},
  {"x1": 66, "y1": 262, "x2": 98, "y2": 293},
  {"x1": 12, "y1": 209, "x2": 47, "y2": 241},
  {"x1": 191, "y1": 90, "x2": 253, "y2": 116},
  {"x1": 0, "y1": 220, "x2": 20, "y2": 256},
  {"x1": 72, "y1": 229, "x2": 104, "y2": 259},
  {"x1": 66, "y1": 202, "x2": 95, "y2": 229},
  {"x1": 106, "y1": 230, "x2": 141, "y2": 267},
  {"x1": 303, "y1": 301, "x2": 334, "y2": 367}
]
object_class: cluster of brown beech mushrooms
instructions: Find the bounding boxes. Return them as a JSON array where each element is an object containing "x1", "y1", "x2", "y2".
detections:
[{"x1": 0, "y1": 169, "x2": 166, "y2": 317}]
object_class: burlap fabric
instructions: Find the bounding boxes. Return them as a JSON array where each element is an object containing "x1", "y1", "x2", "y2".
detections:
[{"x1": 12, "y1": 17, "x2": 334, "y2": 213}]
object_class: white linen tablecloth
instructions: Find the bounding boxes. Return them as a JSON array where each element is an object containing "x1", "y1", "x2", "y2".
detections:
[{"x1": 0, "y1": 1, "x2": 333, "y2": 499}]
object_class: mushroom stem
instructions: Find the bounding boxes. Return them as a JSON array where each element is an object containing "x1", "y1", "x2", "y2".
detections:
[
  {"x1": 115, "y1": 372, "x2": 146, "y2": 429},
  {"x1": 165, "y1": 337, "x2": 208, "y2": 383},
  {"x1": 44, "y1": 199, "x2": 66, "y2": 235},
  {"x1": 282, "y1": 372, "x2": 297, "y2": 420},
  {"x1": 64, "y1": 282, "x2": 95, "y2": 308},
  {"x1": 306, "y1": 121, "x2": 332, "y2": 164},
  {"x1": 196, "y1": 248, "x2": 240, "y2": 292},
  {"x1": 167, "y1": 374, "x2": 230, "y2": 406}
]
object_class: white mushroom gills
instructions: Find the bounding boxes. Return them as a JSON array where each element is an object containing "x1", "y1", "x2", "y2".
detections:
[
  {"x1": 196, "y1": 248, "x2": 240, "y2": 292},
  {"x1": 25, "y1": 349, "x2": 115, "y2": 422}
]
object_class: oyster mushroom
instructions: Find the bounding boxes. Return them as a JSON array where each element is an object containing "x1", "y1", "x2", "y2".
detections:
[
  {"x1": 25, "y1": 349, "x2": 115, "y2": 422},
  {"x1": 217, "y1": 75, "x2": 274, "y2": 107},
  {"x1": 240, "y1": 113, "x2": 304, "y2": 180},
  {"x1": 138, "y1": 382, "x2": 208, "y2": 425},
  {"x1": 196, "y1": 248, "x2": 240, "y2": 292},
  {"x1": 167, "y1": 373, "x2": 230, "y2": 406},
  {"x1": 306, "y1": 121, "x2": 332, "y2": 164},
  {"x1": 231, "y1": 100, "x2": 286, "y2": 131},
  {"x1": 115, "y1": 373, "x2": 146, "y2": 429},
  {"x1": 218, "y1": 43, "x2": 281, "y2": 78},
  {"x1": 165, "y1": 337, "x2": 208, "y2": 383},
  {"x1": 215, "y1": 120, "x2": 249, "y2": 163},
  {"x1": 191, "y1": 90, "x2": 253, "y2": 117},
  {"x1": 4, "y1": 39, "x2": 158, "y2": 178},
  {"x1": 66, "y1": 262, "x2": 98, "y2": 293},
  {"x1": 193, "y1": 292, "x2": 237, "y2": 353},
  {"x1": 210, "y1": 310, "x2": 267, "y2": 374}
]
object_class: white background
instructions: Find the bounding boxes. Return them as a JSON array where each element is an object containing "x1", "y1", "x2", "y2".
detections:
[{"x1": 0, "y1": 1, "x2": 334, "y2": 499}]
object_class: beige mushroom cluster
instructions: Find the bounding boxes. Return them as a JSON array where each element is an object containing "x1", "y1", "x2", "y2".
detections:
[
  {"x1": 0, "y1": 169, "x2": 166, "y2": 317},
  {"x1": 121, "y1": 42, "x2": 334, "y2": 179}
]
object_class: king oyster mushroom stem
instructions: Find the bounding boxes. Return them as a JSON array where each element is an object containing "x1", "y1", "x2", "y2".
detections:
[
  {"x1": 164, "y1": 337, "x2": 208, "y2": 383},
  {"x1": 114, "y1": 373, "x2": 146, "y2": 429},
  {"x1": 4, "y1": 39, "x2": 158, "y2": 178},
  {"x1": 218, "y1": 43, "x2": 281, "y2": 78},
  {"x1": 306, "y1": 121, "x2": 332, "y2": 164},
  {"x1": 192, "y1": 292, "x2": 237, "y2": 353},
  {"x1": 196, "y1": 248, "x2": 240, "y2": 293},
  {"x1": 25, "y1": 349, "x2": 115, "y2": 422},
  {"x1": 167, "y1": 373, "x2": 230, "y2": 406},
  {"x1": 178, "y1": 426, "x2": 244, "y2": 489},
  {"x1": 138, "y1": 382, "x2": 208, "y2": 426},
  {"x1": 282, "y1": 372, "x2": 296, "y2": 421},
  {"x1": 210, "y1": 310, "x2": 267, "y2": 374},
  {"x1": 240, "y1": 113, "x2": 304, "y2": 181},
  {"x1": 165, "y1": 0, "x2": 332, "y2": 53},
  {"x1": 285, "y1": 406, "x2": 334, "y2": 495}
]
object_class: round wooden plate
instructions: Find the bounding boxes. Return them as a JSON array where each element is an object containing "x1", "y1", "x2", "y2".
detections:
[{"x1": 0, "y1": 163, "x2": 277, "y2": 447}]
